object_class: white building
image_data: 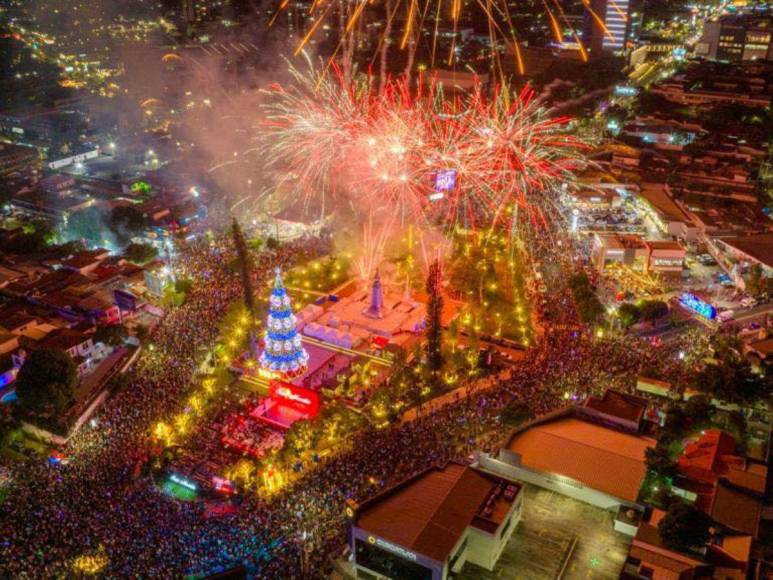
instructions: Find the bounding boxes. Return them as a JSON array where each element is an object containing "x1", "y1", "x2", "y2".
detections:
[{"x1": 348, "y1": 462, "x2": 523, "y2": 579}]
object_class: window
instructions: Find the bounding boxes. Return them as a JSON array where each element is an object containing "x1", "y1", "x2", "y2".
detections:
[{"x1": 355, "y1": 539, "x2": 433, "y2": 580}]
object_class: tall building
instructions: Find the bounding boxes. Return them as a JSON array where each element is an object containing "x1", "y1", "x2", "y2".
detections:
[
  {"x1": 179, "y1": 0, "x2": 225, "y2": 28},
  {"x1": 696, "y1": 15, "x2": 773, "y2": 62},
  {"x1": 583, "y1": 0, "x2": 641, "y2": 55}
]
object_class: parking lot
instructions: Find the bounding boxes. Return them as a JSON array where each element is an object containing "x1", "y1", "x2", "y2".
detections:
[{"x1": 458, "y1": 485, "x2": 631, "y2": 580}]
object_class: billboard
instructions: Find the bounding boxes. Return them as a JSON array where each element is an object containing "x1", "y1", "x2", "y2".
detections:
[
  {"x1": 270, "y1": 381, "x2": 320, "y2": 417},
  {"x1": 679, "y1": 293, "x2": 716, "y2": 320},
  {"x1": 114, "y1": 289, "x2": 138, "y2": 312}
]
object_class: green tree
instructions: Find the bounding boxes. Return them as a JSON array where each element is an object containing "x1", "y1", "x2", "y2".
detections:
[
  {"x1": 568, "y1": 272, "x2": 605, "y2": 325},
  {"x1": 0, "y1": 223, "x2": 51, "y2": 254},
  {"x1": 695, "y1": 359, "x2": 772, "y2": 406},
  {"x1": 93, "y1": 324, "x2": 128, "y2": 346},
  {"x1": 575, "y1": 288, "x2": 605, "y2": 324},
  {"x1": 232, "y1": 218, "x2": 258, "y2": 358},
  {"x1": 124, "y1": 242, "x2": 158, "y2": 264},
  {"x1": 617, "y1": 303, "x2": 641, "y2": 328},
  {"x1": 232, "y1": 218, "x2": 255, "y2": 317},
  {"x1": 425, "y1": 261, "x2": 444, "y2": 388},
  {"x1": 568, "y1": 272, "x2": 590, "y2": 290},
  {"x1": 284, "y1": 419, "x2": 319, "y2": 456},
  {"x1": 501, "y1": 400, "x2": 532, "y2": 426},
  {"x1": 0, "y1": 403, "x2": 17, "y2": 445},
  {"x1": 683, "y1": 395, "x2": 713, "y2": 425},
  {"x1": 745, "y1": 264, "x2": 766, "y2": 298},
  {"x1": 15, "y1": 349, "x2": 78, "y2": 415},
  {"x1": 658, "y1": 501, "x2": 712, "y2": 552},
  {"x1": 645, "y1": 446, "x2": 678, "y2": 479},
  {"x1": 175, "y1": 277, "x2": 194, "y2": 294},
  {"x1": 660, "y1": 404, "x2": 687, "y2": 443},
  {"x1": 368, "y1": 387, "x2": 393, "y2": 423},
  {"x1": 50, "y1": 239, "x2": 86, "y2": 258},
  {"x1": 639, "y1": 300, "x2": 669, "y2": 322}
]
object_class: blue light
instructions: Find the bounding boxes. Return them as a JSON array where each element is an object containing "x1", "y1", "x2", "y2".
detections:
[
  {"x1": 170, "y1": 473, "x2": 198, "y2": 491},
  {"x1": 434, "y1": 170, "x2": 457, "y2": 192},
  {"x1": 679, "y1": 293, "x2": 716, "y2": 320}
]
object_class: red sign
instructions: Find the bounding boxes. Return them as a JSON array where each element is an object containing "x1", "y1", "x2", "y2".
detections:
[{"x1": 269, "y1": 381, "x2": 320, "y2": 417}]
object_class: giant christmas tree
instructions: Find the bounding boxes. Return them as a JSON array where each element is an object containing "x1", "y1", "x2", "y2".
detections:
[{"x1": 259, "y1": 268, "x2": 309, "y2": 379}]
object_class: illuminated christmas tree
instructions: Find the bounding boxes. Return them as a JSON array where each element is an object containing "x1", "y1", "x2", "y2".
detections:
[{"x1": 259, "y1": 268, "x2": 309, "y2": 379}]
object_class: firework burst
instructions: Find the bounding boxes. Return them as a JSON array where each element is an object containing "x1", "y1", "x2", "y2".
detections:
[{"x1": 259, "y1": 57, "x2": 588, "y2": 239}]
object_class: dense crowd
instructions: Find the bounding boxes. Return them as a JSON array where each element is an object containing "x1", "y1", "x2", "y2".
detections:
[{"x1": 0, "y1": 233, "x2": 700, "y2": 579}]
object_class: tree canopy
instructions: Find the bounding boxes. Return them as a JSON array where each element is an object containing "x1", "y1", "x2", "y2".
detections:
[
  {"x1": 658, "y1": 501, "x2": 712, "y2": 552},
  {"x1": 94, "y1": 324, "x2": 128, "y2": 347},
  {"x1": 124, "y1": 242, "x2": 158, "y2": 265},
  {"x1": 15, "y1": 349, "x2": 78, "y2": 416},
  {"x1": 645, "y1": 446, "x2": 678, "y2": 479},
  {"x1": 694, "y1": 357, "x2": 772, "y2": 406},
  {"x1": 569, "y1": 272, "x2": 604, "y2": 324},
  {"x1": 639, "y1": 300, "x2": 669, "y2": 322},
  {"x1": 617, "y1": 303, "x2": 641, "y2": 328}
]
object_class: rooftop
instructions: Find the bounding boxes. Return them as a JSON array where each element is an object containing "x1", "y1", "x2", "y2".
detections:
[
  {"x1": 35, "y1": 328, "x2": 92, "y2": 352},
  {"x1": 506, "y1": 415, "x2": 656, "y2": 502},
  {"x1": 595, "y1": 233, "x2": 648, "y2": 251},
  {"x1": 719, "y1": 233, "x2": 773, "y2": 269},
  {"x1": 677, "y1": 430, "x2": 766, "y2": 536},
  {"x1": 646, "y1": 240, "x2": 686, "y2": 252},
  {"x1": 354, "y1": 463, "x2": 519, "y2": 562},
  {"x1": 583, "y1": 390, "x2": 648, "y2": 425},
  {"x1": 638, "y1": 183, "x2": 691, "y2": 224}
]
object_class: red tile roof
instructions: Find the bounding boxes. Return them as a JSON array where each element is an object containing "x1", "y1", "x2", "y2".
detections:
[
  {"x1": 507, "y1": 417, "x2": 655, "y2": 502},
  {"x1": 677, "y1": 430, "x2": 766, "y2": 536},
  {"x1": 355, "y1": 463, "x2": 498, "y2": 562},
  {"x1": 583, "y1": 389, "x2": 648, "y2": 424}
]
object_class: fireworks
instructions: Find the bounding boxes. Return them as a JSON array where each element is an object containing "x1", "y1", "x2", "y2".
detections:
[
  {"x1": 274, "y1": 0, "x2": 609, "y2": 72},
  {"x1": 259, "y1": 57, "x2": 588, "y2": 239}
]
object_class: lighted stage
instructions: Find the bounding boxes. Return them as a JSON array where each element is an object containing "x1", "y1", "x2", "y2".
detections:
[{"x1": 220, "y1": 381, "x2": 321, "y2": 459}]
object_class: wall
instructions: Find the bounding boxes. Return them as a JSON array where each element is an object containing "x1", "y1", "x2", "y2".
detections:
[{"x1": 477, "y1": 453, "x2": 638, "y2": 511}]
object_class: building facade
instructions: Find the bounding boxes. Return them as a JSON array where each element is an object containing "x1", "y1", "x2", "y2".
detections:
[
  {"x1": 697, "y1": 16, "x2": 773, "y2": 62},
  {"x1": 583, "y1": 0, "x2": 641, "y2": 54},
  {"x1": 349, "y1": 463, "x2": 523, "y2": 579}
]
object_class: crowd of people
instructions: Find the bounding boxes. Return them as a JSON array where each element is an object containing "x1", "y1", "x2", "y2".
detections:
[{"x1": 0, "y1": 230, "x2": 701, "y2": 578}]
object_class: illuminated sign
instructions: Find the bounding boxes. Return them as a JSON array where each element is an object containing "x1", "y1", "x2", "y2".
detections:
[
  {"x1": 614, "y1": 85, "x2": 639, "y2": 97},
  {"x1": 368, "y1": 536, "x2": 419, "y2": 562},
  {"x1": 276, "y1": 386, "x2": 312, "y2": 406},
  {"x1": 270, "y1": 381, "x2": 320, "y2": 417},
  {"x1": 652, "y1": 258, "x2": 683, "y2": 267},
  {"x1": 170, "y1": 473, "x2": 198, "y2": 491},
  {"x1": 679, "y1": 293, "x2": 716, "y2": 320},
  {"x1": 212, "y1": 476, "x2": 235, "y2": 494},
  {"x1": 434, "y1": 169, "x2": 457, "y2": 192}
]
